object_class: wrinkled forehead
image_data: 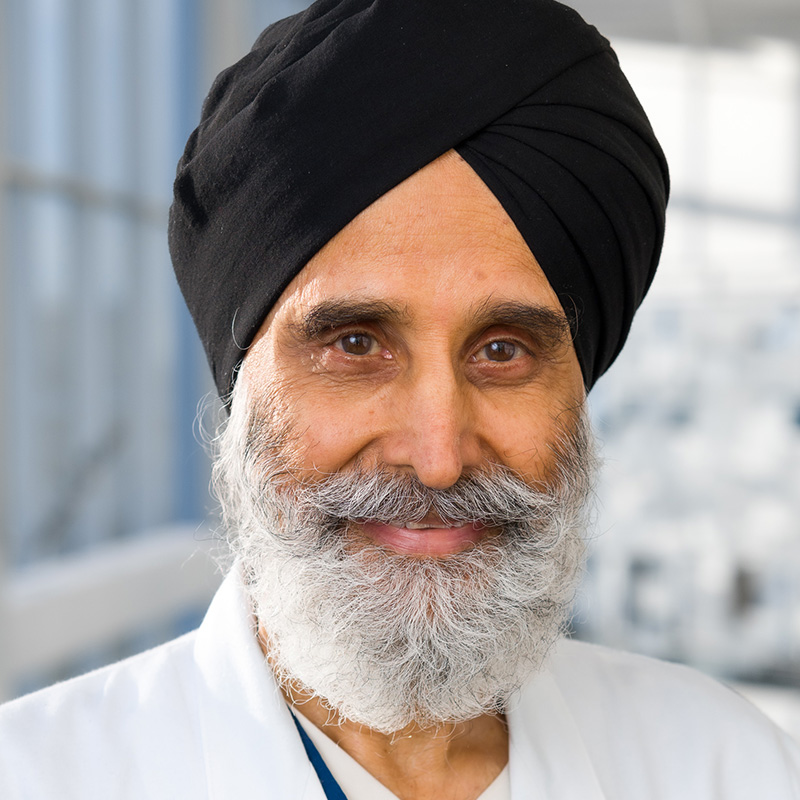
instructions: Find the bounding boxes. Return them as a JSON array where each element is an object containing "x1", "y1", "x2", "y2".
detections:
[
  {"x1": 283, "y1": 151, "x2": 559, "y2": 301},
  {"x1": 243, "y1": 152, "x2": 580, "y2": 395}
]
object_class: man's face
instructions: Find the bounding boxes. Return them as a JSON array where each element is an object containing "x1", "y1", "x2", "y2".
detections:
[
  {"x1": 218, "y1": 151, "x2": 595, "y2": 733},
  {"x1": 242, "y1": 151, "x2": 585, "y2": 554}
]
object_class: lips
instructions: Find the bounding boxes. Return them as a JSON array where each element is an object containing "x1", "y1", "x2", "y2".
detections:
[{"x1": 359, "y1": 518, "x2": 490, "y2": 556}]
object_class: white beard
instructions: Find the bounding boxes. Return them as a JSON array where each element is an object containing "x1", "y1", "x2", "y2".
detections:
[{"x1": 213, "y1": 381, "x2": 598, "y2": 733}]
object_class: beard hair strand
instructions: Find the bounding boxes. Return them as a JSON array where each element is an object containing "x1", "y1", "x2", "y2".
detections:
[{"x1": 211, "y1": 379, "x2": 598, "y2": 733}]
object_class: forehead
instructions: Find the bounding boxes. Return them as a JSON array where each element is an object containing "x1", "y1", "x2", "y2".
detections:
[{"x1": 254, "y1": 151, "x2": 567, "y2": 340}]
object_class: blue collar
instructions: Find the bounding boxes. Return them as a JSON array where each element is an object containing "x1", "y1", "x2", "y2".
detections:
[{"x1": 291, "y1": 712, "x2": 349, "y2": 800}]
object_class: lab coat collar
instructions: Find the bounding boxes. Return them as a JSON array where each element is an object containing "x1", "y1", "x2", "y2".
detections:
[
  {"x1": 508, "y1": 661, "x2": 607, "y2": 799},
  {"x1": 192, "y1": 569, "x2": 605, "y2": 800},
  {"x1": 193, "y1": 568, "x2": 326, "y2": 800}
]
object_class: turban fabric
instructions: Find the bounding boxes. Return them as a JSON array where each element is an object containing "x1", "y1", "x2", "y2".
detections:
[{"x1": 169, "y1": 0, "x2": 669, "y2": 400}]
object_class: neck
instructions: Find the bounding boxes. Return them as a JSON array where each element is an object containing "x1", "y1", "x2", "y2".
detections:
[{"x1": 260, "y1": 631, "x2": 509, "y2": 800}]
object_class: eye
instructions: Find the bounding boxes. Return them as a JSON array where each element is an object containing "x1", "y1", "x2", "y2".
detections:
[
  {"x1": 337, "y1": 333, "x2": 376, "y2": 356},
  {"x1": 479, "y1": 340, "x2": 519, "y2": 362}
]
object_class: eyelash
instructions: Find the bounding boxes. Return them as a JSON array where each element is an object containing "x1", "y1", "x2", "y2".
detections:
[{"x1": 327, "y1": 329, "x2": 531, "y2": 363}]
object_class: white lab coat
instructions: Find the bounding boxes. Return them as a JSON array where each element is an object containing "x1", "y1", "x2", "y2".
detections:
[{"x1": 1, "y1": 568, "x2": 799, "y2": 799}]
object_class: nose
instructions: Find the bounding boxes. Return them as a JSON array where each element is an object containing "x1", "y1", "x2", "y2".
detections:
[{"x1": 380, "y1": 367, "x2": 481, "y2": 489}]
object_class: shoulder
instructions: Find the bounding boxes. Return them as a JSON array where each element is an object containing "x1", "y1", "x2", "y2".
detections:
[
  {"x1": 0, "y1": 632, "x2": 205, "y2": 800},
  {"x1": 548, "y1": 638, "x2": 783, "y2": 726},
  {"x1": 543, "y1": 639, "x2": 800, "y2": 798},
  {"x1": 549, "y1": 637, "x2": 746, "y2": 708},
  {"x1": 0, "y1": 630, "x2": 198, "y2": 729}
]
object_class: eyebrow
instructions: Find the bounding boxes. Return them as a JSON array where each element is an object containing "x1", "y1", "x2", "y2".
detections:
[
  {"x1": 470, "y1": 300, "x2": 573, "y2": 351},
  {"x1": 294, "y1": 299, "x2": 410, "y2": 340},
  {"x1": 292, "y1": 296, "x2": 572, "y2": 351}
]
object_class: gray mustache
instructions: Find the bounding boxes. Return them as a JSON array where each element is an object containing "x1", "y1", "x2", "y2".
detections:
[{"x1": 293, "y1": 466, "x2": 562, "y2": 528}]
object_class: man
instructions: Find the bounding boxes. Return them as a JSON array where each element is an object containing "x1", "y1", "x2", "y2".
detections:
[{"x1": 1, "y1": 0, "x2": 799, "y2": 798}]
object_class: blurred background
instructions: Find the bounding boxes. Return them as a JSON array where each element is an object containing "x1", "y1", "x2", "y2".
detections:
[{"x1": 1, "y1": 0, "x2": 798, "y2": 738}]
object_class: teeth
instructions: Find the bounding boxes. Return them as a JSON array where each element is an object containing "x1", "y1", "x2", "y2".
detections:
[{"x1": 401, "y1": 521, "x2": 456, "y2": 530}]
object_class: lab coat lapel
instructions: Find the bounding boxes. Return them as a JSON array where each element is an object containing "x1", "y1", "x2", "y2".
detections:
[
  {"x1": 192, "y1": 571, "x2": 327, "y2": 800},
  {"x1": 508, "y1": 666, "x2": 607, "y2": 799},
  {"x1": 191, "y1": 571, "x2": 606, "y2": 800}
]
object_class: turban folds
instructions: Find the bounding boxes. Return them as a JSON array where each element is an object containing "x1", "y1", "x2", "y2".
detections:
[{"x1": 169, "y1": 0, "x2": 669, "y2": 399}]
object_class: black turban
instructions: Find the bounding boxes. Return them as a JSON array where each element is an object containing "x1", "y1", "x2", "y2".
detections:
[{"x1": 169, "y1": 0, "x2": 669, "y2": 400}]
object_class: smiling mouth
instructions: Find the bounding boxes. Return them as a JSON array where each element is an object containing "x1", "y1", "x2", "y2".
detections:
[{"x1": 359, "y1": 517, "x2": 491, "y2": 556}]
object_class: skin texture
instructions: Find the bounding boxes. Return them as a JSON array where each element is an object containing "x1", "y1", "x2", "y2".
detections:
[{"x1": 243, "y1": 150, "x2": 586, "y2": 800}]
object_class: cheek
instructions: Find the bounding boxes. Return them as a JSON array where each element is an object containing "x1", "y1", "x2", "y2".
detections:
[
  {"x1": 476, "y1": 386, "x2": 582, "y2": 484},
  {"x1": 245, "y1": 335, "x2": 392, "y2": 476},
  {"x1": 271, "y1": 380, "x2": 386, "y2": 474}
]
